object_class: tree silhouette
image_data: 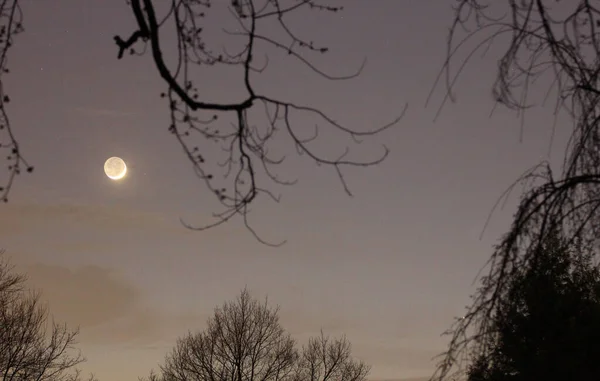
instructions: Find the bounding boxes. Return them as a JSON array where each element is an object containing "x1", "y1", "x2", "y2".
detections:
[
  {"x1": 428, "y1": 1, "x2": 600, "y2": 379},
  {"x1": 144, "y1": 288, "x2": 369, "y2": 381},
  {"x1": 0, "y1": 0, "x2": 404, "y2": 244},
  {"x1": 466, "y1": 231, "x2": 600, "y2": 381},
  {"x1": 0, "y1": 249, "x2": 97, "y2": 381},
  {"x1": 294, "y1": 332, "x2": 370, "y2": 381}
]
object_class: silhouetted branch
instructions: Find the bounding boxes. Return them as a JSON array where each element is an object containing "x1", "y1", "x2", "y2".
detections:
[
  {"x1": 0, "y1": 251, "x2": 95, "y2": 381},
  {"x1": 143, "y1": 289, "x2": 369, "y2": 381},
  {"x1": 115, "y1": 0, "x2": 404, "y2": 244},
  {"x1": 430, "y1": 1, "x2": 600, "y2": 380},
  {"x1": 295, "y1": 331, "x2": 370, "y2": 381},
  {"x1": 0, "y1": 0, "x2": 32, "y2": 203}
]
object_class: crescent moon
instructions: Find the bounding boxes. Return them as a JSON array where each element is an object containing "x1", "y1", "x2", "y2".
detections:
[{"x1": 104, "y1": 157, "x2": 127, "y2": 180}]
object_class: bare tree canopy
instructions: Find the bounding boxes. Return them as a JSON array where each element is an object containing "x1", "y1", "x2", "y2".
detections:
[
  {"x1": 430, "y1": 1, "x2": 600, "y2": 380},
  {"x1": 0, "y1": 0, "x2": 403, "y2": 244},
  {"x1": 294, "y1": 332, "x2": 370, "y2": 381},
  {"x1": 145, "y1": 288, "x2": 369, "y2": 381},
  {"x1": 0, "y1": 250, "x2": 96, "y2": 381}
]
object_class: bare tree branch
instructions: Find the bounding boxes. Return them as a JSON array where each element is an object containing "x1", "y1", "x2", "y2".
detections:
[
  {"x1": 144, "y1": 288, "x2": 369, "y2": 381},
  {"x1": 430, "y1": 1, "x2": 600, "y2": 380},
  {"x1": 0, "y1": 0, "x2": 32, "y2": 203},
  {"x1": 115, "y1": 0, "x2": 405, "y2": 244},
  {"x1": 0, "y1": 1, "x2": 403, "y2": 244},
  {"x1": 146, "y1": 288, "x2": 298, "y2": 381},
  {"x1": 294, "y1": 331, "x2": 370, "y2": 381},
  {"x1": 0, "y1": 250, "x2": 97, "y2": 381}
]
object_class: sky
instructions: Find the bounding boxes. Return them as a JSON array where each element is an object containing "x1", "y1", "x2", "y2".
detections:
[{"x1": 0, "y1": 1, "x2": 572, "y2": 381}]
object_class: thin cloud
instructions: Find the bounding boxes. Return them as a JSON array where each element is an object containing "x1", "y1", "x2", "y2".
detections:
[
  {"x1": 17, "y1": 261, "x2": 208, "y2": 346},
  {"x1": 84, "y1": 309, "x2": 209, "y2": 347},
  {"x1": 0, "y1": 202, "x2": 187, "y2": 236},
  {"x1": 21, "y1": 263, "x2": 138, "y2": 328}
]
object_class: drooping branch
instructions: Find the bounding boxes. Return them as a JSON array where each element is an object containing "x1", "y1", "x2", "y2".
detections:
[
  {"x1": 429, "y1": 1, "x2": 600, "y2": 380},
  {"x1": 115, "y1": 0, "x2": 404, "y2": 245}
]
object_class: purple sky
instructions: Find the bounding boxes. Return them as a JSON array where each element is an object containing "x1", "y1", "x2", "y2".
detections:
[{"x1": 0, "y1": 1, "x2": 571, "y2": 380}]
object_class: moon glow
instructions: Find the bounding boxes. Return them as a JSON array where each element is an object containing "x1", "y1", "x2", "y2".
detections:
[{"x1": 104, "y1": 157, "x2": 127, "y2": 180}]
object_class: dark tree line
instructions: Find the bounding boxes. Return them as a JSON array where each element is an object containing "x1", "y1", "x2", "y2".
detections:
[
  {"x1": 430, "y1": 1, "x2": 600, "y2": 380},
  {"x1": 0, "y1": 0, "x2": 404, "y2": 244}
]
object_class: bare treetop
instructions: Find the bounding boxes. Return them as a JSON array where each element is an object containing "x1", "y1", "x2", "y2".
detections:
[
  {"x1": 146, "y1": 289, "x2": 370, "y2": 381},
  {"x1": 295, "y1": 332, "x2": 370, "y2": 381},
  {"x1": 154, "y1": 289, "x2": 298, "y2": 381}
]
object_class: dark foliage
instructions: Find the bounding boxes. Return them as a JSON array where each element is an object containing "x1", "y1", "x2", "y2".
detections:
[
  {"x1": 466, "y1": 232, "x2": 600, "y2": 381},
  {"x1": 429, "y1": 1, "x2": 600, "y2": 379}
]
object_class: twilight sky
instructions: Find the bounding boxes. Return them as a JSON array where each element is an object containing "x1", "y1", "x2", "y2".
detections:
[{"x1": 0, "y1": 1, "x2": 571, "y2": 381}]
